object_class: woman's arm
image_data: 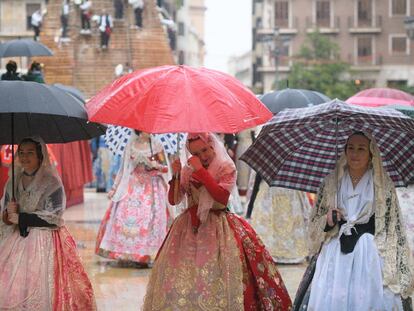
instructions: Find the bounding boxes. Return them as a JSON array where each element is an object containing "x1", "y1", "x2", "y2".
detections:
[
  {"x1": 18, "y1": 187, "x2": 64, "y2": 237},
  {"x1": 192, "y1": 168, "x2": 230, "y2": 205}
]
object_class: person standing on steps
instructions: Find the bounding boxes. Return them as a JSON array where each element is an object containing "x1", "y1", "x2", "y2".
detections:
[
  {"x1": 80, "y1": 0, "x2": 92, "y2": 34},
  {"x1": 31, "y1": 9, "x2": 43, "y2": 41},
  {"x1": 60, "y1": 0, "x2": 70, "y2": 40},
  {"x1": 128, "y1": 0, "x2": 144, "y2": 29},
  {"x1": 114, "y1": 0, "x2": 124, "y2": 19},
  {"x1": 98, "y1": 9, "x2": 113, "y2": 50}
]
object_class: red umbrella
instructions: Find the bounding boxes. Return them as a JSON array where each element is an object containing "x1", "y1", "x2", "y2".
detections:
[
  {"x1": 346, "y1": 87, "x2": 414, "y2": 107},
  {"x1": 86, "y1": 65, "x2": 272, "y2": 133}
]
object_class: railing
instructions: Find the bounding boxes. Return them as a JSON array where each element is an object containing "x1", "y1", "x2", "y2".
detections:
[
  {"x1": 306, "y1": 16, "x2": 340, "y2": 29},
  {"x1": 348, "y1": 15, "x2": 382, "y2": 28},
  {"x1": 348, "y1": 53, "x2": 382, "y2": 66}
]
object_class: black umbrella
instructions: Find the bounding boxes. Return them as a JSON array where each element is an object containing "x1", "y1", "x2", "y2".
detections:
[
  {"x1": 0, "y1": 81, "x2": 106, "y2": 197},
  {"x1": 53, "y1": 83, "x2": 86, "y2": 103},
  {"x1": 0, "y1": 39, "x2": 53, "y2": 57},
  {"x1": 260, "y1": 88, "x2": 330, "y2": 114}
]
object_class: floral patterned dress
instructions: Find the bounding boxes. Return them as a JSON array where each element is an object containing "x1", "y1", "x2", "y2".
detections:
[
  {"x1": 250, "y1": 183, "x2": 311, "y2": 263},
  {"x1": 95, "y1": 139, "x2": 170, "y2": 264}
]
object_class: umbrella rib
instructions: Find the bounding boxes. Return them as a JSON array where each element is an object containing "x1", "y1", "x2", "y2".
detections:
[{"x1": 50, "y1": 115, "x2": 67, "y2": 143}]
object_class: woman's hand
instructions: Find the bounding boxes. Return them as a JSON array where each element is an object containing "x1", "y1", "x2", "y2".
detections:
[
  {"x1": 6, "y1": 201, "x2": 18, "y2": 214},
  {"x1": 108, "y1": 189, "x2": 115, "y2": 199},
  {"x1": 188, "y1": 156, "x2": 203, "y2": 171},
  {"x1": 171, "y1": 159, "x2": 182, "y2": 175},
  {"x1": 7, "y1": 212, "x2": 18, "y2": 224},
  {"x1": 326, "y1": 208, "x2": 344, "y2": 227}
]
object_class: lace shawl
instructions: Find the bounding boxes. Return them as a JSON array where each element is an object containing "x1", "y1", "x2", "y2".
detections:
[
  {"x1": 0, "y1": 137, "x2": 66, "y2": 230},
  {"x1": 308, "y1": 135, "x2": 414, "y2": 298},
  {"x1": 111, "y1": 132, "x2": 164, "y2": 202}
]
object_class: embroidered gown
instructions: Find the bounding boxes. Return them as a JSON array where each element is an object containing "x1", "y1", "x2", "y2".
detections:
[
  {"x1": 0, "y1": 169, "x2": 96, "y2": 310},
  {"x1": 249, "y1": 175, "x2": 311, "y2": 263},
  {"x1": 95, "y1": 138, "x2": 170, "y2": 264},
  {"x1": 143, "y1": 163, "x2": 292, "y2": 310}
]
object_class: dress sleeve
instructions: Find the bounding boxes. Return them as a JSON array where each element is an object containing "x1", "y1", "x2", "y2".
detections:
[{"x1": 192, "y1": 168, "x2": 230, "y2": 205}]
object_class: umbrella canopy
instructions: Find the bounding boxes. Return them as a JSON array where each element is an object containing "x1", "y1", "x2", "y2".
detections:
[
  {"x1": 53, "y1": 83, "x2": 86, "y2": 103},
  {"x1": 241, "y1": 99, "x2": 414, "y2": 193},
  {"x1": 346, "y1": 87, "x2": 414, "y2": 107},
  {"x1": 260, "y1": 88, "x2": 330, "y2": 114},
  {"x1": 0, "y1": 81, "x2": 105, "y2": 144},
  {"x1": 86, "y1": 65, "x2": 272, "y2": 133},
  {"x1": 105, "y1": 125, "x2": 187, "y2": 157},
  {"x1": 0, "y1": 39, "x2": 53, "y2": 58},
  {"x1": 382, "y1": 104, "x2": 414, "y2": 118}
]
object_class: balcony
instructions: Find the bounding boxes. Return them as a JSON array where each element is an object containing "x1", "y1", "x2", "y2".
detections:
[
  {"x1": 275, "y1": 17, "x2": 299, "y2": 34},
  {"x1": 348, "y1": 53, "x2": 382, "y2": 70},
  {"x1": 258, "y1": 55, "x2": 291, "y2": 72},
  {"x1": 306, "y1": 16, "x2": 340, "y2": 34},
  {"x1": 348, "y1": 16, "x2": 382, "y2": 34}
]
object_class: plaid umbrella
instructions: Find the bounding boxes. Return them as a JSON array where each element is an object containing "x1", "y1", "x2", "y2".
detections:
[{"x1": 240, "y1": 99, "x2": 414, "y2": 193}]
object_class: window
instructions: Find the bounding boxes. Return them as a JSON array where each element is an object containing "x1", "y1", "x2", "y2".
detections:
[
  {"x1": 26, "y1": 3, "x2": 41, "y2": 30},
  {"x1": 357, "y1": 37, "x2": 373, "y2": 64},
  {"x1": 387, "y1": 80, "x2": 408, "y2": 88},
  {"x1": 357, "y1": 0, "x2": 372, "y2": 26},
  {"x1": 178, "y1": 50, "x2": 185, "y2": 65},
  {"x1": 275, "y1": 1, "x2": 289, "y2": 28},
  {"x1": 391, "y1": 0, "x2": 407, "y2": 15},
  {"x1": 178, "y1": 22, "x2": 185, "y2": 36},
  {"x1": 391, "y1": 36, "x2": 408, "y2": 54},
  {"x1": 316, "y1": 1, "x2": 330, "y2": 27},
  {"x1": 278, "y1": 39, "x2": 290, "y2": 66}
]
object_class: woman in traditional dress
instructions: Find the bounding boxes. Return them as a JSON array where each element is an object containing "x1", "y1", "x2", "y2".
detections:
[
  {"x1": 143, "y1": 132, "x2": 292, "y2": 311},
  {"x1": 0, "y1": 137, "x2": 96, "y2": 310},
  {"x1": 95, "y1": 130, "x2": 170, "y2": 265},
  {"x1": 297, "y1": 132, "x2": 413, "y2": 310},
  {"x1": 248, "y1": 179, "x2": 311, "y2": 263}
]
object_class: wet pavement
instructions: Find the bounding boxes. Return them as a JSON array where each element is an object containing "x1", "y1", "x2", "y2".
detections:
[{"x1": 64, "y1": 189, "x2": 306, "y2": 310}]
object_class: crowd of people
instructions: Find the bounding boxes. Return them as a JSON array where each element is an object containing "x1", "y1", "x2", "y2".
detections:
[
  {"x1": 28, "y1": 0, "x2": 148, "y2": 49},
  {"x1": 1, "y1": 126, "x2": 413, "y2": 310},
  {"x1": 1, "y1": 60, "x2": 45, "y2": 83},
  {"x1": 0, "y1": 2, "x2": 413, "y2": 309}
]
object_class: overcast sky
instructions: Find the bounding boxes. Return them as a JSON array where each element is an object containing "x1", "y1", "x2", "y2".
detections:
[{"x1": 204, "y1": 0, "x2": 252, "y2": 73}]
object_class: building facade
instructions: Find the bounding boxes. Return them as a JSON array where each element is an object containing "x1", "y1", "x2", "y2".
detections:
[
  {"x1": 228, "y1": 51, "x2": 253, "y2": 88},
  {"x1": 0, "y1": 0, "x2": 175, "y2": 97},
  {"x1": 252, "y1": 0, "x2": 414, "y2": 92},
  {"x1": 162, "y1": 0, "x2": 206, "y2": 66}
]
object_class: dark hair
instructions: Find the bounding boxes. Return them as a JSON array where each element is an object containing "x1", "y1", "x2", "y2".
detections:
[
  {"x1": 134, "y1": 129, "x2": 141, "y2": 136},
  {"x1": 30, "y1": 62, "x2": 42, "y2": 72},
  {"x1": 6, "y1": 61, "x2": 17, "y2": 73},
  {"x1": 18, "y1": 138, "x2": 44, "y2": 163}
]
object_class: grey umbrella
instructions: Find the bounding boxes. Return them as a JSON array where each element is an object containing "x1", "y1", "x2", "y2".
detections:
[
  {"x1": 0, "y1": 81, "x2": 105, "y2": 197},
  {"x1": 53, "y1": 83, "x2": 86, "y2": 103},
  {"x1": 0, "y1": 39, "x2": 53, "y2": 57},
  {"x1": 260, "y1": 88, "x2": 330, "y2": 114}
]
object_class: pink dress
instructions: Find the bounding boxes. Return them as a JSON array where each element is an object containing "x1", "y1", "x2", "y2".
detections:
[
  {"x1": 0, "y1": 172, "x2": 96, "y2": 310},
  {"x1": 96, "y1": 138, "x2": 170, "y2": 263}
]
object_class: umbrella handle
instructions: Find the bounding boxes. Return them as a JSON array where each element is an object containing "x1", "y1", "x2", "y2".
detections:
[
  {"x1": 11, "y1": 113, "x2": 15, "y2": 200},
  {"x1": 173, "y1": 173, "x2": 181, "y2": 204},
  {"x1": 173, "y1": 133, "x2": 182, "y2": 203}
]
